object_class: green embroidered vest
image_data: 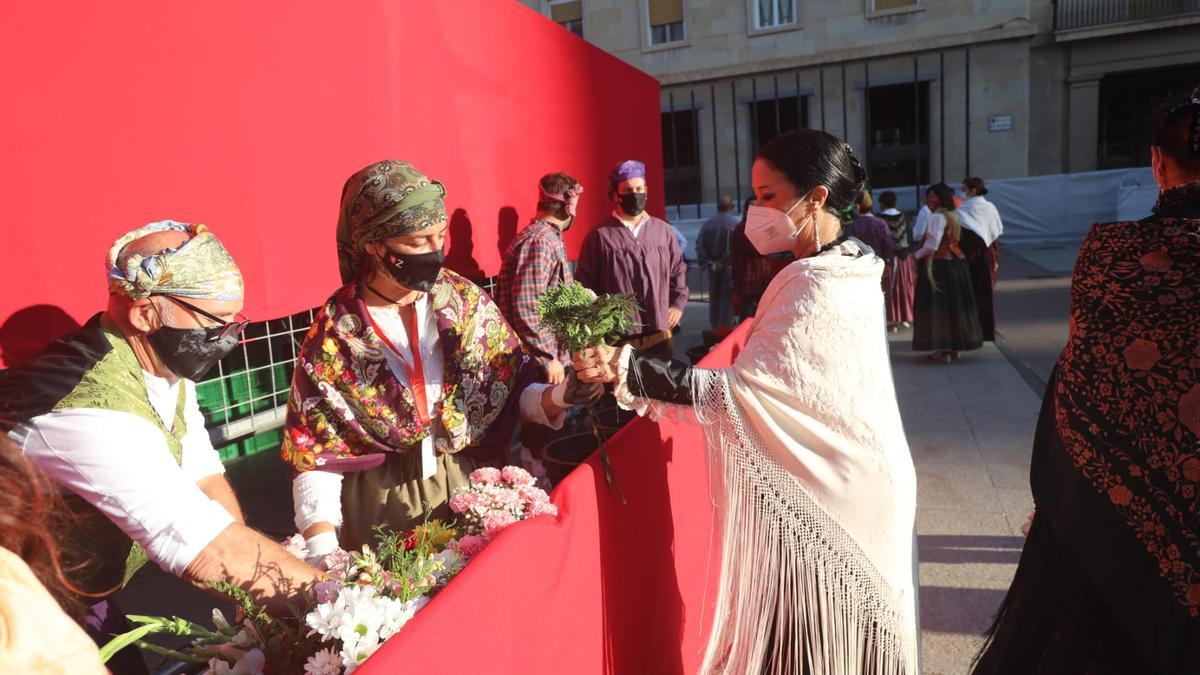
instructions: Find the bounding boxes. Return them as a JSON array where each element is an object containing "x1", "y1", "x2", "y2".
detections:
[{"x1": 0, "y1": 315, "x2": 187, "y2": 595}]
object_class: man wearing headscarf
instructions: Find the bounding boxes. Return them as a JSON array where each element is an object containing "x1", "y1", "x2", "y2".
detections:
[
  {"x1": 496, "y1": 172, "x2": 583, "y2": 385},
  {"x1": 0, "y1": 221, "x2": 323, "y2": 674},
  {"x1": 575, "y1": 160, "x2": 688, "y2": 358},
  {"x1": 284, "y1": 160, "x2": 600, "y2": 563}
]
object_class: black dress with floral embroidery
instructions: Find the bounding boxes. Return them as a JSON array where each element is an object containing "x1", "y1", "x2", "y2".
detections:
[{"x1": 973, "y1": 181, "x2": 1200, "y2": 675}]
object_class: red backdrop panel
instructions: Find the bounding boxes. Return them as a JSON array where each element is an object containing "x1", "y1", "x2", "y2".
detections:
[
  {"x1": 0, "y1": 1, "x2": 663, "y2": 368},
  {"x1": 359, "y1": 323, "x2": 751, "y2": 675}
]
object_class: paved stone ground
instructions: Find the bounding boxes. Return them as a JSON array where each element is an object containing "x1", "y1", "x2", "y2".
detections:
[{"x1": 894, "y1": 330, "x2": 1038, "y2": 675}]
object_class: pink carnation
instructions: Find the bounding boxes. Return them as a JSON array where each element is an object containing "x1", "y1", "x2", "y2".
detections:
[
  {"x1": 320, "y1": 549, "x2": 353, "y2": 579},
  {"x1": 448, "y1": 491, "x2": 481, "y2": 514},
  {"x1": 454, "y1": 534, "x2": 487, "y2": 559},
  {"x1": 470, "y1": 467, "x2": 503, "y2": 485},
  {"x1": 281, "y1": 534, "x2": 308, "y2": 559},
  {"x1": 526, "y1": 500, "x2": 559, "y2": 518},
  {"x1": 501, "y1": 465, "x2": 536, "y2": 487},
  {"x1": 518, "y1": 486, "x2": 551, "y2": 506},
  {"x1": 482, "y1": 510, "x2": 519, "y2": 539}
]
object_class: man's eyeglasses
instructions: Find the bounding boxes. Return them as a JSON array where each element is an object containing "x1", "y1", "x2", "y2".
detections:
[{"x1": 152, "y1": 294, "x2": 250, "y2": 343}]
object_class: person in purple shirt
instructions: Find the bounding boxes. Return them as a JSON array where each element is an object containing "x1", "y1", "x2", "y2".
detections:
[
  {"x1": 576, "y1": 160, "x2": 688, "y2": 359},
  {"x1": 845, "y1": 189, "x2": 894, "y2": 291}
]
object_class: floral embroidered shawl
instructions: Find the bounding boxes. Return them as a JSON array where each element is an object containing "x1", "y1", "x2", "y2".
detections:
[
  {"x1": 1032, "y1": 183, "x2": 1200, "y2": 670},
  {"x1": 281, "y1": 268, "x2": 539, "y2": 473}
]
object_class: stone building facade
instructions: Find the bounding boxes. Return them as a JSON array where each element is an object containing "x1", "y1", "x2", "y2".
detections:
[{"x1": 520, "y1": 0, "x2": 1200, "y2": 205}]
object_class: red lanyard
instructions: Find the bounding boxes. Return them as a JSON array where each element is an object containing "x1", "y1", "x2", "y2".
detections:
[{"x1": 364, "y1": 304, "x2": 432, "y2": 427}]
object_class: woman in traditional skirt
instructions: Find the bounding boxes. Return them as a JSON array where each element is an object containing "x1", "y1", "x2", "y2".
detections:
[
  {"x1": 575, "y1": 130, "x2": 920, "y2": 675},
  {"x1": 972, "y1": 86, "x2": 1200, "y2": 675},
  {"x1": 878, "y1": 191, "x2": 916, "y2": 332},
  {"x1": 911, "y1": 183, "x2": 983, "y2": 363},
  {"x1": 280, "y1": 160, "x2": 600, "y2": 563},
  {"x1": 955, "y1": 177, "x2": 1003, "y2": 342}
]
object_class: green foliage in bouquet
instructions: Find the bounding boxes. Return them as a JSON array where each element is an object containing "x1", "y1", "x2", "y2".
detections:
[
  {"x1": 537, "y1": 282, "x2": 640, "y2": 505},
  {"x1": 537, "y1": 282, "x2": 640, "y2": 353}
]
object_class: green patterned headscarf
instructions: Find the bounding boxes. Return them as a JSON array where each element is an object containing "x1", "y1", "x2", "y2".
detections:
[
  {"x1": 336, "y1": 160, "x2": 447, "y2": 284},
  {"x1": 106, "y1": 220, "x2": 244, "y2": 300}
]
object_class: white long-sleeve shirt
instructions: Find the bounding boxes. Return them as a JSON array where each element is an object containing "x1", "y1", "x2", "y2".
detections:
[
  {"x1": 11, "y1": 376, "x2": 234, "y2": 576},
  {"x1": 292, "y1": 294, "x2": 563, "y2": 534},
  {"x1": 913, "y1": 212, "x2": 947, "y2": 260}
]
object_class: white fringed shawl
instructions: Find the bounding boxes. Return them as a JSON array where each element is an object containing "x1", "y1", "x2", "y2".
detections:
[{"x1": 617, "y1": 240, "x2": 919, "y2": 675}]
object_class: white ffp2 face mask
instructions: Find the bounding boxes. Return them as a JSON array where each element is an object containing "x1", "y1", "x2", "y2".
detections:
[{"x1": 744, "y1": 195, "x2": 811, "y2": 255}]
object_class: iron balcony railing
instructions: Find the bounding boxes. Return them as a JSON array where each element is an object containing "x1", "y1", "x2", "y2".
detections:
[{"x1": 1056, "y1": 0, "x2": 1200, "y2": 30}]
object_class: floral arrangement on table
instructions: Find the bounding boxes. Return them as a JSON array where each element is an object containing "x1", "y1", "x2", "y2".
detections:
[
  {"x1": 101, "y1": 466, "x2": 554, "y2": 675},
  {"x1": 537, "y1": 282, "x2": 640, "y2": 503}
]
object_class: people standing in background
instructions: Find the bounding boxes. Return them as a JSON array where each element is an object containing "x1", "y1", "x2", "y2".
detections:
[
  {"x1": 576, "y1": 160, "x2": 688, "y2": 359},
  {"x1": 496, "y1": 172, "x2": 582, "y2": 385},
  {"x1": 879, "y1": 191, "x2": 916, "y2": 332},
  {"x1": 845, "y1": 190, "x2": 894, "y2": 272},
  {"x1": 671, "y1": 223, "x2": 688, "y2": 264},
  {"x1": 956, "y1": 177, "x2": 1004, "y2": 342},
  {"x1": 731, "y1": 196, "x2": 775, "y2": 321},
  {"x1": 912, "y1": 190, "x2": 932, "y2": 242},
  {"x1": 911, "y1": 183, "x2": 983, "y2": 363},
  {"x1": 696, "y1": 196, "x2": 738, "y2": 330}
]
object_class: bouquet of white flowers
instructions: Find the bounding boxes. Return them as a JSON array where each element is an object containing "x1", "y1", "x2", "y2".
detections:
[{"x1": 102, "y1": 466, "x2": 556, "y2": 674}]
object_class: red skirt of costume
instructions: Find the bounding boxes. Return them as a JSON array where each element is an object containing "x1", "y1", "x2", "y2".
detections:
[{"x1": 887, "y1": 256, "x2": 917, "y2": 324}]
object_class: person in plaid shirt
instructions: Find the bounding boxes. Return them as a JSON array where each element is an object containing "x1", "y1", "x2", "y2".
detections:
[{"x1": 496, "y1": 172, "x2": 582, "y2": 385}]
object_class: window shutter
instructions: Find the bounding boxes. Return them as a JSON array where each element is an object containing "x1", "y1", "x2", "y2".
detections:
[
  {"x1": 649, "y1": 0, "x2": 684, "y2": 27},
  {"x1": 550, "y1": 1, "x2": 582, "y2": 23}
]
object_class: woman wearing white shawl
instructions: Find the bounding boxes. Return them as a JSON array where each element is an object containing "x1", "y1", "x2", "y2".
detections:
[
  {"x1": 576, "y1": 130, "x2": 919, "y2": 675},
  {"x1": 955, "y1": 177, "x2": 1003, "y2": 341}
]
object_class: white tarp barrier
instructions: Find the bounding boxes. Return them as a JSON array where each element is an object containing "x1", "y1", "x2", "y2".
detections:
[{"x1": 666, "y1": 167, "x2": 1160, "y2": 250}]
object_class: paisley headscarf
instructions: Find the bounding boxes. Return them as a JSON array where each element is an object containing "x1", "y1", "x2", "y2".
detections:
[
  {"x1": 335, "y1": 160, "x2": 447, "y2": 284},
  {"x1": 106, "y1": 220, "x2": 243, "y2": 301}
]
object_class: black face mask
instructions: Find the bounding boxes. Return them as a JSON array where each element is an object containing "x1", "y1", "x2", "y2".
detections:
[
  {"x1": 148, "y1": 325, "x2": 240, "y2": 381},
  {"x1": 382, "y1": 249, "x2": 444, "y2": 293},
  {"x1": 560, "y1": 214, "x2": 575, "y2": 232},
  {"x1": 618, "y1": 192, "x2": 647, "y2": 218}
]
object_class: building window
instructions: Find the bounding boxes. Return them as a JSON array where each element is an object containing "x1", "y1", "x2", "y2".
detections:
[
  {"x1": 1098, "y1": 64, "x2": 1198, "y2": 170},
  {"x1": 549, "y1": 0, "x2": 583, "y2": 37},
  {"x1": 755, "y1": 0, "x2": 797, "y2": 28},
  {"x1": 866, "y1": 82, "x2": 930, "y2": 188},
  {"x1": 750, "y1": 96, "x2": 808, "y2": 151},
  {"x1": 649, "y1": 0, "x2": 685, "y2": 45},
  {"x1": 870, "y1": 0, "x2": 920, "y2": 13},
  {"x1": 662, "y1": 109, "x2": 700, "y2": 205}
]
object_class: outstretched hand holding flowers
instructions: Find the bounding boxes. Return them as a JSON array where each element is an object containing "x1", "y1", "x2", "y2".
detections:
[{"x1": 537, "y1": 282, "x2": 640, "y2": 503}]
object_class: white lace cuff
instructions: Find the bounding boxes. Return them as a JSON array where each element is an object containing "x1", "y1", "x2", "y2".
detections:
[
  {"x1": 613, "y1": 344, "x2": 654, "y2": 416},
  {"x1": 292, "y1": 470, "x2": 344, "y2": 533},
  {"x1": 519, "y1": 383, "x2": 565, "y2": 430}
]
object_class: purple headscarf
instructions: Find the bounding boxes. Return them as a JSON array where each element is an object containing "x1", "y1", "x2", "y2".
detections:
[{"x1": 609, "y1": 160, "x2": 646, "y2": 191}]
